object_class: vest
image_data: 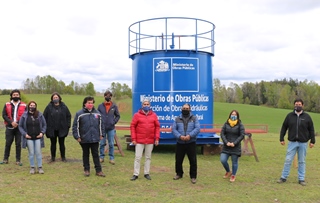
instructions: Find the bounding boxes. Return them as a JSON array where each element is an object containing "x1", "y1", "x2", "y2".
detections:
[{"x1": 4, "y1": 102, "x2": 26, "y2": 125}]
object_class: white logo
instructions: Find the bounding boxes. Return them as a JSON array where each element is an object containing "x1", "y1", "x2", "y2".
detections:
[{"x1": 155, "y1": 60, "x2": 170, "y2": 72}]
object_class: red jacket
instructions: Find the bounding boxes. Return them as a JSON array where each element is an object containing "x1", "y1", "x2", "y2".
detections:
[
  {"x1": 130, "y1": 109, "x2": 160, "y2": 144},
  {"x1": 3, "y1": 102, "x2": 26, "y2": 126}
]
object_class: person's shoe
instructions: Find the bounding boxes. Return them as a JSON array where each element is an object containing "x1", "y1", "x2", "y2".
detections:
[
  {"x1": 130, "y1": 175, "x2": 138, "y2": 181},
  {"x1": 84, "y1": 170, "x2": 90, "y2": 177},
  {"x1": 109, "y1": 160, "x2": 115, "y2": 165},
  {"x1": 61, "y1": 158, "x2": 67, "y2": 162},
  {"x1": 277, "y1": 178, "x2": 287, "y2": 183},
  {"x1": 38, "y1": 167, "x2": 44, "y2": 174},
  {"x1": 30, "y1": 167, "x2": 35, "y2": 174},
  {"x1": 144, "y1": 174, "x2": 151, "y2": 180},
  {"x1": 230, "y1": 175, "x2": 236, "y2": 182},
  {"x1": 99, "y1": 158, "x2": 104, "y2": 163},
  {"x1": 173, "y1": 175, "x2": 182, "y2": 180},
  {"x1": 191, "y1": 178, "x2": 197, "y2": 184},
  {"x1": 16, "y1": 161, "x2": 23, "y2": 166},
  {"x1": 48, "y1": 158, "x2": 55, "y2": 163},
  {"x1": 96, "y1": 171, "x2": 106, "y2": 177},
  {"x1": 0, "y1": 159, "x2": 8, "y2": 164},
  {"x1": 223, "y1": 171, "x2": 232, "y2": 179},
  {"x1": 299, "y1": 180, "x2": 306, "y2": 186}
]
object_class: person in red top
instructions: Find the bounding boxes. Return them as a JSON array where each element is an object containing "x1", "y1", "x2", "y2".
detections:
[
  {"x1": 1, "y1": 89, "x2": 26, "y2": 165},
  {"x1": 130, "y1": 99, "x2": 160, "y2": 181}
]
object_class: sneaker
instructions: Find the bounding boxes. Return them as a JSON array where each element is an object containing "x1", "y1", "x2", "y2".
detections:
[
  {"x1": 109, "y1": 160, "x2": 115, "y2": 165},
  {"x1": 84, "y1": 170, "x2": 90, "y2": 177},
  {"x1": 38, "y1": 167, "x2": 44, "y2": 174},
  {"x1": 16, "y1": 161, "x2": 23, "y2": 166},
  {"x1": 99, "y1": 158, "x2": 104, "y2": 163},
  {"x1": 223, "y1": 171, "x2": 232, "y2": 179},
  {"x1": 299, "y1": 180, "x2": 306, "y2": 186},
  {"x1": 277, "y1": 178, "x2": 286, "y2": 183},
  {"x1": 96, "y1": 171, "x2": 106, "y2": 177},
  {"x1": 173, "y1": 175, "x2": 182, "y2": 180},
  {"x1": 30, "y1": 167, "x2": 35, "y2": 174},
  {"x1": 230, "y1": 175, "x2": 236, "y2": 182},
  {"x1": 0, "y1": 159, "x2": 8, "y2": 164},
  {"x1": 191, "y1": 178, "x2": 197, "y2": 184}
]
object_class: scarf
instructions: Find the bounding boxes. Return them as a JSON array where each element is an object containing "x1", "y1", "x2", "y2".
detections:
[{"x1": 228, "y1": 119, "x2": 238, "y2": 127}]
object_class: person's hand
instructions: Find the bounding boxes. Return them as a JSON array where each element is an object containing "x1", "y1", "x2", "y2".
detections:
[
  {"x1": 155, "y1": 140, "x2": 159, "y2": 146},
  {"x1": 309, "y1": 143, "x2": 314, "y2": 148},
  {"x1": 100, "y1": 135, "x2": 103, "y2": 140},
  {"x1": 36, "y1": 133, "x2": 43, "y2": 139},
  {"x1": 132, "y1": 141, "x2": 137, "y2": 145},
  {"x1": 180, "y1": 136, "x2": 185, "y2": 141},
  {"x1": 227, "y1": 142, "x2": 231, "y2": 146},
  {"x1": 280, "y1": 141, "x2": 285, "y2": 146},
  {"x1": 11, "y1": 122, "x2": 18, "y2": 128},
  {"x1": 229, "y1": 142, "x2": 235, "y2": 147},
  {"x1": 26, "y1": 134, "x2": 31, "y2": 139},
  {"x1": 185, "y1": 135, "x2": 191, "y2": 141},
  {"x1": 77, "y1": 138, "x2": 81, "y2": 142}
]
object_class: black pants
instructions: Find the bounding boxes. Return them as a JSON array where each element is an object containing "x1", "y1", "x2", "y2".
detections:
[
  {"x1": 4, "y1": 128, "x2": 21, "y2": 161},
  {"x1": 80, "y1": 142, "x2": 102, "y2": 173},
  {"x1": 175, "y1": 142, "x2": 197, "y2": 179},
  {"x1": 50, "y1": 130, "x2": 66, "y2": 159}
]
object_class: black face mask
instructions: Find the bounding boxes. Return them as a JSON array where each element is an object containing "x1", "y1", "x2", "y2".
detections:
[
  {"x1": 12, "y1": 97, "x2": 20, "y2": 102},
  {"x1": 29, "y1": 107, "x2": 36, "y2": 112},
  {"x1": 295, "y1": 106, "x2": 303, "y2": 112},
  {"x1": 105, "y1": 97, "x2": 111, "y2": 102},
  {"x1": 182, "y1": 110, "x2": 190, "y2": 116}
]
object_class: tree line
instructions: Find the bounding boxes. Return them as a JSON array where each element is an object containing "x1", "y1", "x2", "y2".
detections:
[
  {"x1": 0, "y1": 75, "x2": 132, "y2": 99},
  {"x1": 214, "y1": 78, "x2": 320, "y2": 113}
]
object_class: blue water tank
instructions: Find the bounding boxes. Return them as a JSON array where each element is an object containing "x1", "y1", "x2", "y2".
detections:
[{"x1": 129, "y1": 17, "x2": 215, "y2": 139}]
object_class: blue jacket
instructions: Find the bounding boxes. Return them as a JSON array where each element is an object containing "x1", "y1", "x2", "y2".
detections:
[
  {"x1": 72, "y1": 108, "x2": 104, "y2": 143},
  {"x1": 19, "y1": 111, "x2": 46, "y2": 149},
  {"x1": 97, "y1": 102, "x2": 120, "y2": 131},
  {"x1": 172, "y1": 113, "x2": 200, "y2": 144}
]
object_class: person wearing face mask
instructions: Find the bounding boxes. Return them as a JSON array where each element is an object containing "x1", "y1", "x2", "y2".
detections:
[
  {"x1": 19, "y1": 101, "x2": 47, "y2": 174},
  {"x1": 1, "y1": 89, "x2": 26, "y2": 166},
  {"x1": 277, "y1": 98, "x2": 315, "y2": 186},
  {"x1": 72, "y1": 96, "x2": 106, "y2": 177},
  {"x1": 130, "y1": 99, "x2": 160, "y2": 181},
  {"x1": 43, "y1": 92, "x2": 71, "y2": 163},
  {"x1": 98, "y1": 90, "x2": 120, "y2": 165},
  {"x1": 172, "y1": 103, "x2": 200, "y2": 184},
  {"x1": 219, "y1": 110, "x2": 245, "y2": 182}
]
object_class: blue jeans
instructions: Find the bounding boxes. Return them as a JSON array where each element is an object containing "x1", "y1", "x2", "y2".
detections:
[
  {"x1": 280, "y1": 141, "x2": 307, "y2": 181},
  {"x1": 220, "y1": 153, "x2": 239, "y2": 176},
  {"x1": 27, "y1": 139, "x2": 42, "y2": 167},
  {"x1": 99, "y1": 129, "x2": 115, "y2": 160}
]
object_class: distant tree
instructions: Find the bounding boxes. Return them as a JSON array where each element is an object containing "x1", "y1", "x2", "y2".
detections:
[{"x1": 85, "y1": 82, "x2": 96, "y2": 96}]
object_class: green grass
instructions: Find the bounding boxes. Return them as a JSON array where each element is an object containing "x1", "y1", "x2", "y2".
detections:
[{"x1": 1, "y1": 95, "x2": 320, "y2": 202}]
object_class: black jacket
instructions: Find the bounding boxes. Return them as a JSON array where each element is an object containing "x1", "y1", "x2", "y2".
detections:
[
  {"x1": 43, "y1": 102, "x2": 71, "y2": 138},
  {"x1": 280, "y1": 110, "x2": 315, "y2": 144},
  {"x1": 97, "y1": 102, "x2": 120, "y2": 131},
  {"x1": 220, "y1": 121, "x2": 245, "y2": 156}
]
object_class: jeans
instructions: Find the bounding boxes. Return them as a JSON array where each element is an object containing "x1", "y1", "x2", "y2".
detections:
[
  {"x1": 50, "y1": 130, "x2": 66, "y2": 159},
  {"x1": 27, "y1": 139, "x2": 42, "y2": 167},
  {"x1": 80, "y1": 142, "x2": 102, "y2": 173},
  {"x1": 99, "y1": 129, "x2": 115, "y2": 160},
  {"x1": 133, "y1": 144, "x2": 154, "y2": 176},
  {"x1": 280, "y1": 141, "x2": 307, "y2": 181},
  {"x1": 175, "y1": 142, "x2": 197, "y2": 179},
  {"x1": 3, "y1": 128, "x2": 21, "y2": 161},
  {"x1": 220, "y1": 153, "x2": 239, "y2": 176}
]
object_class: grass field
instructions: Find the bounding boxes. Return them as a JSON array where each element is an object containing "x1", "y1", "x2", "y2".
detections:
[{"x1": 0, "y1": 95, "x2": 320, "y2": 202}]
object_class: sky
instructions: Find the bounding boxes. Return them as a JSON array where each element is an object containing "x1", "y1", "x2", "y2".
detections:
[{"x1": 0, "y1": 0, "x2": 320, "y2": 92}]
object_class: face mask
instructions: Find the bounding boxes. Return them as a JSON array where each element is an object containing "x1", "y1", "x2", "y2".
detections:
[
  {"x1": 85, "y1": 104, "x2": 94, "y2": 110},
  {"x1": 182, "y1": 110, "x2": 190, "y2": 116},
  {"x1": 12, "y1": 97, "x2": 20, "y2": 102},
  {"x1": 105, "y1": 97, "x2": 111, "y2": 102},
  {"x1": 142, "y1": 106, "x2": 150, "y2": 111},
  {"x1": 29, "y1": 107, "x2": 36, "y2": 112},
  {"x1": 230, "y1": 115, "x2": 237, "y2": 121},
  {"x1": 53, "y1": 99, "x2": 59, "y2": 104},
  {"x1": 295, "y1": 106, "x2": 303, "y2": 112}
]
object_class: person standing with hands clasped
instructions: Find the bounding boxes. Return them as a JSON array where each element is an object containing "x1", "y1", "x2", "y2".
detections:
[
  {"x1": 98, "y1": 90, "x2": 120, "y2": 165},
  {"x1": 220, "y1": 110, "x2": 245, "y2": 182},
  {"x1": 72, "y1": 96, "x2": 106, "y2": 177},
  {"x1": 172, "y1": 103, "x2": 200, "y2": 184},
  {"x1": 43, "y1": 92, "x2": 71, "y2": 163},
  {"x1": 277, "y1": 98, "x2": 315, "y2": 186},
  {"x1": 19, "y1": 101, "x2": 47, "y2": 174},
  {"x1": 130, "y1": 99, "x2": 160, "y2": 181},
  {"x1": 1, "y1": 89, "x2": 26, "y2": 166}
]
